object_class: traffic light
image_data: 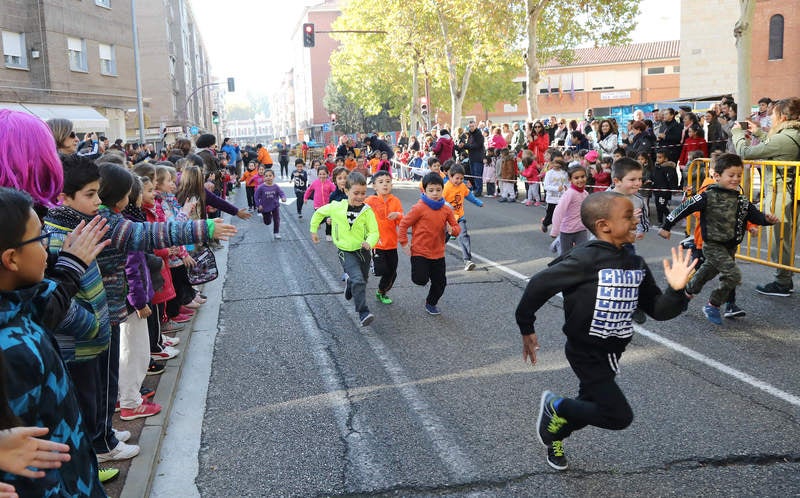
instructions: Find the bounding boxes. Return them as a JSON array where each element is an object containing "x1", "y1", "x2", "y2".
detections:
[
  {"x1": 330, "y1": 113, "x2": 337, "y2": 123},
  {"x1": 303, "y1": 23, "x2": 315, "y2": 48},
  {"x1": 227, "y1": 77, "x2": 235, "y2": 92},
  {"x1": 211, "y1": 111, "x2": 219, "y2": 124},
  {"x1": 420, "y1": 97, "x2": 428, "y2": 116}
]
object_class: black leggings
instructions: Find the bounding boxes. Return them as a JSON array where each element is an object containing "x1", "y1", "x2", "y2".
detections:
[
  {"x1": 373, "y1": 248, "x2": 398, "y2": 294},
  {"x1": 295, "y1": 190, "x2": 305, "y2": 215},
  {"x1": 246, "y1": 186, "x2": 256, "y2": 209},
  {"x1": 167, "y1": 265, "x2": 195, "y2": 317},
  {"x1": 410, "y1": 256, "x2": 446, "y2": 306},
  {"x1": 542, "y1": 202, "x2": 557, "y2": 227},
  {"x1": 557, "y1": 342, "x2": 634, "y2": 439}
]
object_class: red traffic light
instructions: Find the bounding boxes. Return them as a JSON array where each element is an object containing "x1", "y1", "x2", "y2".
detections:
[
  {"x1": 303, "y1": 23, "x2": 315, "y2": 47},
  {"x1": 419, "y1": 96, "x2": 428, "y2": 105}
]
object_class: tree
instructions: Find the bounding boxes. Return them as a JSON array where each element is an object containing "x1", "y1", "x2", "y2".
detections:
[
  {"x1": 225, "y1": 101, "x2": 253, "y2": 121},
  {"x1": 734, "y1": 0, "x2": 756, "y2": 120},
  {"x1": 322, "y1": 78, "x2": 366, "y2": 135},
  {"x1": 522, "y1": 0, "x2": 641, "y2": 119}
]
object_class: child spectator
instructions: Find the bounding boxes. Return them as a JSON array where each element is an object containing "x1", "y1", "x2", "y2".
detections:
[
  {"x1": 483, "y1": 150, "x2": 497, "y2": 197},
  {"x1": 443, "y1": 164, "x2": 483, "y2": 271},
  {"x1": 0, "y1": 187, "x2": 108, "y2": 496},
  {"x1": 399, "y1": 173, "x2": 461, "y2": 315},
  {"x1": 365, "y1": 171, "x2": 404, "y2": 304},
  {"x1": 310, "y1": 172, "x2": 379, "y2": 326},
  {"x1": 521, "y1": 152, "x2": 541, "y2": 206},
  {"x1": 550, "y1": 165, "x2": 590, "y2": 254},
  {"x1": 635, "y1": 152, "x2": 655, "y2": 213},
  {"x1": 541, "y1": 159, "x2": 569, "y2": 232},
  {"x1": 679, "y1": 123, "x2": 709, "y2": 167},
  {"x1": 516, "y1": 191, "x2": 697, "y2": 471},
  {"x1": 498, "y1": 151, "x2": 518, "y2": 203},
  {"x1": 254, "y1": 169, "x2": 287, "y2": 240},
  {"x1": 593, "y1": 157, "x2": 613, "y2": 190},
  {"x1": 652, "y1": 151, "x2": 679, "y2": 225},
  {"x1": 344, "y1": 152, "x2": 357, "y2": 171},
  {"x1": 305, "y1": 166, "x2": 336, "y2": 241},
  {"x1": 659, "y1": 153, "x2": 778, "y2": 324},
  {"x1": 324, "y1": 154, "x2": 336, "y2": 175},
  {"x1": 290, "y1": 158, "x2": 308, "y2": 219},
  {"x1": 353, "y1": 155, "x2": 369, "y2": 177},
  {"x1": 240, "y1": 161, "x2": 261, "y2": 211}
]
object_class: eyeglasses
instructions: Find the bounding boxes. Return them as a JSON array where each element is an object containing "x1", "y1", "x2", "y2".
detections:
[{"x1": 16, "y1": 231, "x2": 51, "y2": 249}]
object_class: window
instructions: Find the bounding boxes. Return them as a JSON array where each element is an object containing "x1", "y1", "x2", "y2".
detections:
[
  {"x1": 647, "y1": 66, "x2": 665, "y2": 75},
  {"x1": 769, "y1": 14, "x2": 784, "y2": 60},
  {"x1": 67, "y1": 37, "x2": 87, "y2": 72},
  {"x1": 99, "y1": 43, "x2": 116, "y2": 75},
  {"x1": 519, "y1": 80, "x2": 527, "y2": 96},
  {"x1": 95, "y1": 0, "x2": 111, "y2": 7},
  {"x1": 673, "y1": 65, "x2": 680, "y2": 73},
  {"x1": 2, "y1": 31, "x2": 27, "y2": 69}
]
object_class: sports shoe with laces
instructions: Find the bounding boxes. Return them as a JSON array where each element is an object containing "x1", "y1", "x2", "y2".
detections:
[
  {"x1": 359, "y1": 311, "x2": 375, "y2": 327},
  {"x1": 376, "y1": 292, "x2": 393, "y2": 304},
  {"x1": 120, "y1": 400, "x2": 162, "y2": 421},
  {"x1": 150, "y1": 346, "x2": 179, "y2": 361},
  {"x1": 173, "y1": 313, "x2": 192, "y2": 323},
  {"x1": 147, "y1": 359, "x2": 166, "y2": 376},
  {"x1": 162, "y1": 335, "x2": 180, "y2": 347},
  {"x1": 160, "y1": 320, "x2": 185, "y2": 333},
  {"x1": 274, "y1": 233, "x2": 282, "y2": 240},
  {"x1": 344, "y1": 277, "x2": 352, "y2": 300},
  {"x1": 755, "y1": 281, "x2": 791, "y2": 297},
  {"x1": 112, "y1": 429, "x2": 130, "y2": 443},
  {"x1": 425, "y1": 303, "x2": 441, "y2": 315},
  {"x1": 464, "y1": 260, "x2": 476, "y2": 271},
  {"x1": 178, "y1": 306, "x2": 195, "y2": 316},
  {"x1": 723, "y1": 303, "x2": 746, "y2": 318},
  {"x1": 547, "y1": 440, "x2": 568, "y2": 471},
  {"x1": 537, "y1": 390, "x2": 568, "y2": 446},
  {"x1": 703, "y1": 303, "x2": 722, "y2": 325},
  {"x1": 98, "y1": 467, "x2": 120, "y2": 483},
  {"x1": 96, "y1": 441, "x2": 140, "y2": 463}
]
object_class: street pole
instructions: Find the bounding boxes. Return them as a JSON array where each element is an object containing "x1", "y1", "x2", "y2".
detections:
[
  {"x1": 131, "y1": 0, "x2": 145, "y2": 144},
  {"x1": 734, "y1": 0, "x2": 755, "y2": 121}
]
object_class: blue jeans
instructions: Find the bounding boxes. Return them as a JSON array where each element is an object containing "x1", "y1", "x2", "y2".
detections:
[
  {"x1": 471, "y1": 161, "x2": 484, "y2": 195},
  {"x1": 457, "y1": 217, "x2": 472, "y2": 261},
  {"x1": 339, "y1": 248, "x2": 371, "y2": 314}
]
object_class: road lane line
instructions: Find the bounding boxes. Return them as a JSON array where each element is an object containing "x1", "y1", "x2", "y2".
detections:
[
  {"x1": 286, "y1": 216, "x2": 480, "y2": 481},
  {"x1": 464, "y1": 247, "x2": 800, "y2": 409}
]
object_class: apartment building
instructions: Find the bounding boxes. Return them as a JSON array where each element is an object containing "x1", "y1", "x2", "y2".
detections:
[{"x1": 0, "y1": 0, "x2": 137, "y2": 139}]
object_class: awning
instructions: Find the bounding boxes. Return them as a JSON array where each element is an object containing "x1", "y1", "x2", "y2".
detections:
[{"x1": 0, "y1": 103, "x2": 109, "y2": 132}]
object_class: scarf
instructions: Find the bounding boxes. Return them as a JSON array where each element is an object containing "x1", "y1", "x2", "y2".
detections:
[
  {"x1": 421, "y1": 193, "x2": 445, "y2": 210},
  {"x1": 570, "y1": 183, "x2": 585, "y2": 193}
]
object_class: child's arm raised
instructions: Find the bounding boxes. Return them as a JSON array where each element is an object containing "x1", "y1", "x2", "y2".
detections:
[
  {"x1": 658, "y1": 193, "x2": 705, "y2": 238},
  {"x1": 637, "y1": 246, "x2": 696, "y2": 320}
]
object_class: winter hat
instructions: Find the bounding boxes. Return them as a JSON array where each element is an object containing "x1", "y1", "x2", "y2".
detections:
[
  {"x1": 678, "y1": 105, "x2": 692, "y2": 113},
  {"x1": 585, "y1": 150, "x2": 599, "y2": 163},
  {"x1": 439, "y1": 129, "x2": 450, "y2": 136},
  {"x1": 196, "y1": 133, "x2": 216, "y2": 149}
]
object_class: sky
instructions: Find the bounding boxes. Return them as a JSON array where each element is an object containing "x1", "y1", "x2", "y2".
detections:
[{"x1": 189, "y1": 0, "x2": 680, "y2": 103}]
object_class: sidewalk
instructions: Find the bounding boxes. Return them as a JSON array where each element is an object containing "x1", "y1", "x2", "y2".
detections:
[{"x1": 105, "y1": 216, "x2": 231, "y2": 498}]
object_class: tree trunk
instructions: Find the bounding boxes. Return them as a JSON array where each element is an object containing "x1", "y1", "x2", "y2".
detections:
[
  {"x1": 735, "y1": 0, "x2": 755, "y2": 121},
  {"x1": 526, "y1": 0, "x2": 547, "y2": 121},
  {"x1": 411, "y1": 60, "x2": 420, "y2": 134},
  {"x1": 434, "y1": 3, "x2": 471, "y2": 131}
]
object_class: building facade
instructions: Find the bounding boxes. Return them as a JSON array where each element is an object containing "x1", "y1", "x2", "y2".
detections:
[{"x1": 0, "y1": 0, "x2": 138, "y2": 139}]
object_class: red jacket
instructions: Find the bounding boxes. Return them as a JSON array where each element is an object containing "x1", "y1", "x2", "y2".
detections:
[
  {"x1": 142, "y1": 201, "x2": 176, "y2": 306},
  {"x1": 529, "y1": 133, "x2": 550, "y2": 164},
  {"x1": 679, "y1": 136, "x2": 709, "y2": 166},
  {"x1": 432, "y1": 135, "x2": 455, "y2": 162}
]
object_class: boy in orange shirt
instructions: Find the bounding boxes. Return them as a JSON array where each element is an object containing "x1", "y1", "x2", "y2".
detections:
[
  {"x1": 365, "y1": 171, "x2": 403, "y2": 304},
  {"x1": 399, "y1": 172, "x2": 460, "y2": 315},
  {"x1": 344, "y1": 153, "x2": 357, "y2": 171},
  {"x1": 443, "y1": 163, "x2": 483, "y2": 271}
]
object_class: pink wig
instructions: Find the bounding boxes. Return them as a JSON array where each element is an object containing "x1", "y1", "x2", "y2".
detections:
[{"x1": 0, "y1": 109, "x2": 64, "y2": 207}]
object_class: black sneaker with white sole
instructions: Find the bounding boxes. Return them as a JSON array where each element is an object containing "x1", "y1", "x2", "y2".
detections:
[
  {"x1": 359, "y1": 311, "x2": 374, "y2": 326},
  {"x1": 344, "y1": 277, "x2": 352, "y2": 300},
  {"x1": 547, "y1": 440, "x2": 568, "y2": 471},
  {"x1": 755, "y1": 281, "x2": 792, "y2": 297},
  {"x1": 723, "y1": 303, "x2": 746, "y2": 318}
]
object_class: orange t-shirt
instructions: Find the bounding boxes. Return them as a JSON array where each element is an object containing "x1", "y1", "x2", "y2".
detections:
[
  {"x1": 345, "y1": 158, "x2": 357, "y2": 171},
  {"x1": 364, "y1": 194, "x2": 403, "y2": 250}
]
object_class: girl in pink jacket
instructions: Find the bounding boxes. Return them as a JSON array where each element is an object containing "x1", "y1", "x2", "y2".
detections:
[
  {"x1": 304, "y1": 166, "x2": 337, "y2": 240},
  {"x1": 550, "y1": 165, "x2": 589, "y2": 255}
]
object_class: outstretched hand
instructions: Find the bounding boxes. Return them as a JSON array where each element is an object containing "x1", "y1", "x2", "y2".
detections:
[
  {"x1": 62, "y1": 216, "x2": 110, "y2": 265},
  {"x1": 211, "y1": 219, "x2": 238, "y2": 240},
  {"x1": 0, "y1": 427, "x2": 71, "y2": 478},
  {"x1": 663, "y1": 246, "x2": 698, "y2": 291}
]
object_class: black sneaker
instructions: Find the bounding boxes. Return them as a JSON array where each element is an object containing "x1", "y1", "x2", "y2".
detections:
[
  {"x1": 147, "y1": 359, "x2": 166, "y2": 376},
  {"x1": 723, "y1": 303, "x2": 746, "y2": 318},
  {"x1": 631, "y1": 308, "x2": 647, "y2": 324},
  {"x1": 755, "y1": 282, "x2": 791, "y2": 297},
  {"x1": 547, "y1": 440, "x2": 568, "y2": 471},
  {"x1": 359, "y1": 311, "x2": 374, "y2": 327},
  {"x1": 344, "y1": 277, "x2": 352, "y2": 301},
  {"x1": 537, "y1": 391, "x2": 568, "y2": 446}
]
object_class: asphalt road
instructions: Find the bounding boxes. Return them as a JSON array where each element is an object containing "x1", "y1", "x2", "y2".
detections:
[{"x1": 192, "y1": 175, "x2": 800, "y2": 497}]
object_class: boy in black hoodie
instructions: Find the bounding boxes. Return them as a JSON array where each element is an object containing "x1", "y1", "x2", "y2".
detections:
[{"x1": 515, "y1": 191, "x2": 697, "y2": 471}]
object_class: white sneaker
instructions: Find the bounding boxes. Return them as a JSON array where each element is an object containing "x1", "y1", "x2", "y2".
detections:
[
  {"x1": 274, "y1": 233, "x2": 282, "y2": 240},
  {"x1": 150, "y1": 345, "x2": 179, "y2": 361},
  {"x1": 162, "y1": 335, "x2": 180, "y2": 347},
  {"x1": 96, "y1": 441, "x2": 140, "y2": 463},
  {"x1": 112, "y1": 429, "x2": 131, "y2": 443},
  {"x1": 464, "y1": 261, "x2": 476, "y2": 271},
  {"x1": 325, "y1": 235, "x2": 332, "y2": 242}
]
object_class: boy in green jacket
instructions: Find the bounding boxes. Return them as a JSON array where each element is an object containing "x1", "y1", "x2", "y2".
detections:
[{"x1": 311, "y1": 172, "x2": 380, "y2": 326}]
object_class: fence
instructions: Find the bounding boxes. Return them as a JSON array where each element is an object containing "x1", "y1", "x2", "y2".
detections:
[{"x1": 684, "y1": 158, "x2": 800, "y2": 273}]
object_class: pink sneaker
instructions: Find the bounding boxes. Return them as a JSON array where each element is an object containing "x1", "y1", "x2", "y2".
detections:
[
  {"x1": 179, "y1": 306, "x2": 195, "y2": 316},
  {"x1": 184, "y1": 300, "x2": 201, "y2": 309},
  {"x1": 173, "y1": 313, "x2": 192, "y2": 323},
  {"x1": 119, "y1": 401, "x2": 162, "y2": 421},
  {"x1": 193, "y1": 296, "x2": 207, "y2": 305}
]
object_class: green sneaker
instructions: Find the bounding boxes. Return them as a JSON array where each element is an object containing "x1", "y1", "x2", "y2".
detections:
[
  {"x1": 98, "y1": 467, "x2": 120, "y2": 483},
  {"x1": 547, "y1": 440, "x2": 568, "y2": 471},
  {"x1": 376, "y1": 291, "x2": 393, "y2": 304},
  {"x1": 537, "y1": 390, "x2": 568, "y2": 446}
]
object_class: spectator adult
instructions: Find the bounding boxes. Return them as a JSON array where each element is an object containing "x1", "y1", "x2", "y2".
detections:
[
  {"x1": 432, "y1": 129, "x2": 455, "y2": 162},
  {"x1": 595, "y1": 119, "x2": 619, "y2": 158},
  {"x1": 364, "y1": 134, "x2": 394, "y2": 160},
  {"x1": 579, "y1": 108, "x2": 595, "y2": 135},
  {"x1": 220, "y1": 138, "x2": 238, "y2": 167},
  {"x1": 487, "y1": 127, "x2": 508, "y2": 151},
  {"x1": 277, "y1": 139, "x2": 290, "y2": 179},
  {"x1": 625, "y1": 120, "x2": 655, "y2": 159},
  {"x1": 657, "y1": 108, "x2": 682, "y2": 163},
  {"x1": 408, "y1": 135, "x2": 420, "y2": 153},
  {"x1": 501, "y1": 123, "x2": 513, "y2": 145},
  {"x1": 397, "y1": 131, "x2": 409, "y2": 150},
  {"x1": 651, "y1": 108, "x2": 663, "y2": 137},
  {"x1": 529, "y1": 121, "x2": 550, "y2": 164},
  {"x1": 552, "y1": 118, "x2": 568, "y2": 147},
  {"x1": 704, "y1": 109, "x2": 726, "y2": 153},
  {"x1": 6, "y1": 111, "x2": 64, "y2": 207},
  {"x1": 463, "y1": 120, "x2": 486, "y2": 195},
  {"x1": 336, "y1": 135, "x2": 353, "y2": 158},
  {"x1": 733, "y1": 97, "x2": 800, "y2": 296},
  {"x1": 750, "y1": 97, "x2": 773, "y2": 132},
  {"x1": 46, "y1": 118, "x2": 79, "y2": 156},
  {"x1": 510, "y1": 122, "x2": 526, "y2": 153},
  {"x1": 256, "y1": 143, "x2": 273, "y2": 167}
]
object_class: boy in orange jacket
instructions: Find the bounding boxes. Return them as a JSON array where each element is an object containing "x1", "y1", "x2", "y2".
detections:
[
  {"x1": 365, "y1": 171, "x2": 403, "y2": 304},
  {"x1": 443, "y1": 163, "x2": 483, "y2": 271},
  {"x1": 399, "y1": 172, "x2": 460, "y2": 315}
]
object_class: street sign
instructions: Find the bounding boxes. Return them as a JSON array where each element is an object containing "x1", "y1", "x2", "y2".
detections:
[
  {"x1": 190, "y1": 126, "x2": 199, "y2": 135},
  {"x1": 322, "y1": 123, "x2": 330, "y2": 132}
]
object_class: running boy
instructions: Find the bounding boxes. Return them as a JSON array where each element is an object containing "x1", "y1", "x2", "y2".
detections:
[
  {"x1": 254, "y1": 169, "x2": 287, "y2": 240},
  {"x1": 658, "y1": 153, "x2": 778, "y2": 324},
  {"x1": 365, "y1": 171, "x2": 403, "y2": 304},
  {"x1": 289, "y1": 158, "x2": 308, "y2": 219},
  {"x1": 399, "y1": 172, "x2": 461, "y2": 315},
  {"x1": 515, "y1": 191, "x2": 697, "y2": 471},
  {"x1": 310, "y1": 172, "x2": 379, "y2": 326},
  {"x1": 442, "y1": 163, "x2": 483, "y2": 271}
]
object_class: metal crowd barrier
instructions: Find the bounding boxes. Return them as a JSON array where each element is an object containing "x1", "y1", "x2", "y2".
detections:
[{"x1": 684, "y1": 158, "x2": 800, "y2": 273}]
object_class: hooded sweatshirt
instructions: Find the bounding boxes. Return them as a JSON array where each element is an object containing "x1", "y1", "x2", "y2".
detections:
[
  {"x1": 433, "y1": 133, "x2": 455, "y2": 162},
  {"x1": 365, "y1": 193, "x2": 404, "y2": 250},
  {"x1": 515, "y1": 240, "x2": 688, "y2": 354},
  {"x1": 398, "y1": 195, "x2": 460, "y2": 259},
  {"x1": 309, "y1": 199, "x2": 380, "y2": 251}
]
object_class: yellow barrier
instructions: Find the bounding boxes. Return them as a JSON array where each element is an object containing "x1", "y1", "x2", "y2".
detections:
[{"x1": 684, "y1": 158, "x2": 800, "y2": 273}]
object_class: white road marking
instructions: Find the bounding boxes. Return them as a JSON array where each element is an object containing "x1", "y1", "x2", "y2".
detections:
[{"x1": 465, "y1": 248, "x2": 800, "y2": 409}]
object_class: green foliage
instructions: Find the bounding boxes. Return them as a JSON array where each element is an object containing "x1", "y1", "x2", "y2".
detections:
[{"x1": 225, "y1": 102, "x2": 253, "y2": 121}]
